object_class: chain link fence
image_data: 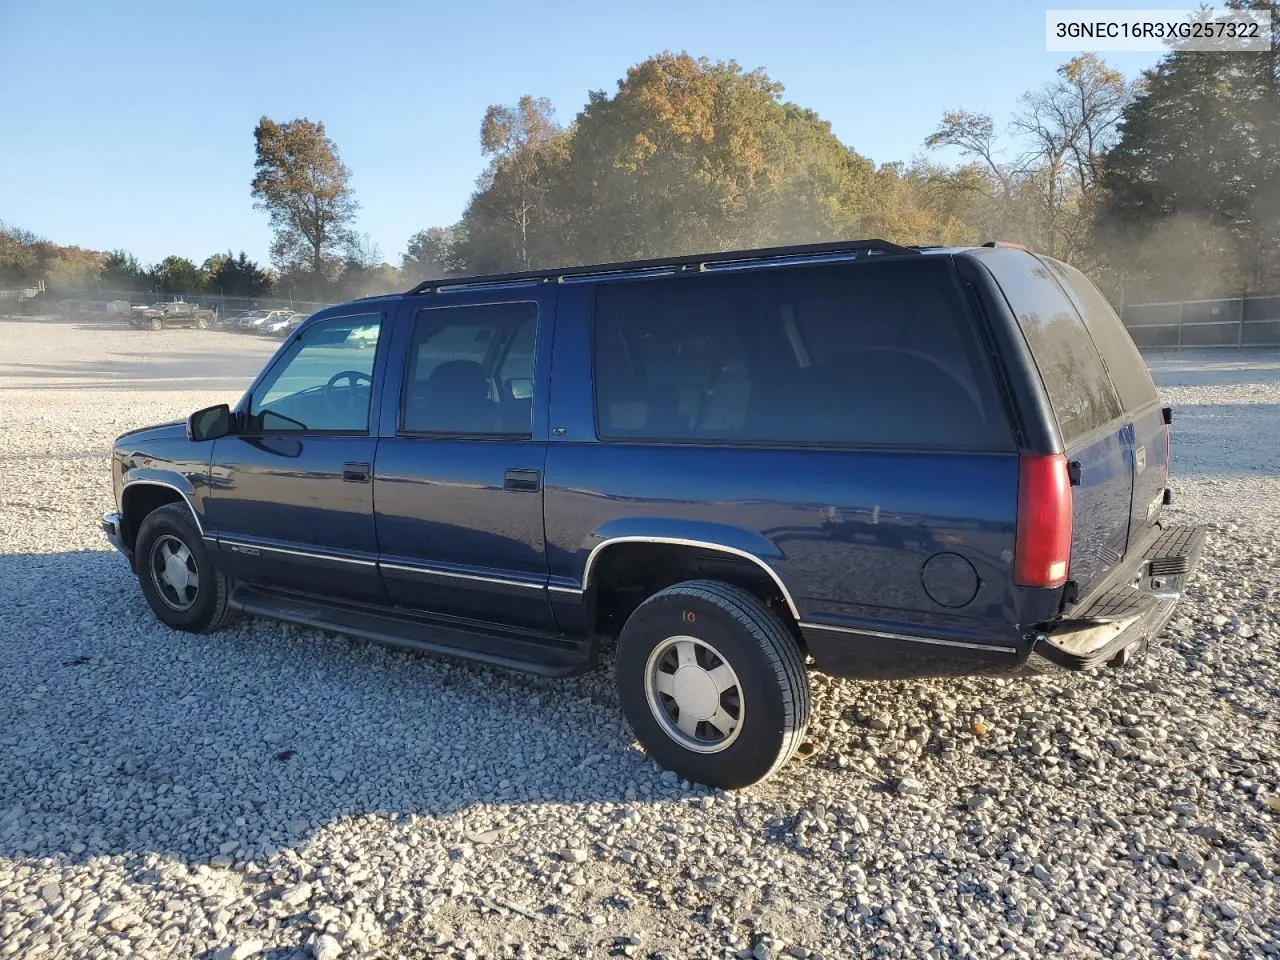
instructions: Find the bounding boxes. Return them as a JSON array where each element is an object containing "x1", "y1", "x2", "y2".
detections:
[{"x1": 1122, "y1": 295, "x2": 1280, "y2": 348}]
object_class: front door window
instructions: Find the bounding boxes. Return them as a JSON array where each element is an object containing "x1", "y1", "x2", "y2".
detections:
[{"x1": 248, "y1": 315, "x2": 381, "y2": 433}]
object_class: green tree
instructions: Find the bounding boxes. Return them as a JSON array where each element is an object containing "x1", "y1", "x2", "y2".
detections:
[
  {"x1": 459, "y1": 96, "x2": 567, "y2": 272},
  {"x1": 101, "y1": 250, "x2": 147, "y2": 290},
  {"x1": 149, "y1": 256, "x2": 206, "y2": 294},
  {"x1": 402, "y1": 226, "x2": 463, "y2": 280},
  {"x1": 251, "y1": 116, "x2": 358, "y2": 277},
  {"x1": 1096, "y1": 4, "x2": 1280, "y2": 297},
  {"x1": 208, "y1": 251, "x2": 271, "y2": 297},
  {"x1": 200, "y1": 252, "x2": 230, "y2": 278},
  {"x1": 0, "y1": 222, "x2": 40, "y2": 285},
  {"x1": 336, "y1": 235, "x2": 400, "y2": 298}
]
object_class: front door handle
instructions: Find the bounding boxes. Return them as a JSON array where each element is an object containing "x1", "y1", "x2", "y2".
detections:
[
  {"x1": 342, "y1": 461, "x2": 371, "y2": 483},
  {"x1": 503, "y1": 468, "x2": 541, "y2": 493}
]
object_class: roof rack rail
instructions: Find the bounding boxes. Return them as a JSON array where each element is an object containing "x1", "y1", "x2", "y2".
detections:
[
  {"x1": 981, "y1": 240, "x2": 1028, "y2": 250},
  {"x1": 405, "y1": 238, "x2": 920, "y2": 295}
]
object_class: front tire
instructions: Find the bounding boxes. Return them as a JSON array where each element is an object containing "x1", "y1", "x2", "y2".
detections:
[
  {"x1": 135, "y1": 503, "x2": 235, "y2": 632},
  {"x1": 616, "y1": 580, "x2": 810, "y2": 789},
  {"x1": 149, "y1": 317, "x2": 162, "y2": 331}
]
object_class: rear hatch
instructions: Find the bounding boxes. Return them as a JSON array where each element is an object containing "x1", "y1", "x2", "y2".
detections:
[{"x1": 971, "y1": 249, "x2": 1162, "y2": 600}]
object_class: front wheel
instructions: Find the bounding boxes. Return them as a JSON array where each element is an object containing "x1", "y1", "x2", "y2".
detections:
[
  {"x1": 135, "y1": 503, "x2": 235, "y2": 632},
  {"x1": 616, "y1": 580, "x2": 810, "y2": 789},
  {"x1": 149, "y1": 317, "x2": 162, "y2": 331}
]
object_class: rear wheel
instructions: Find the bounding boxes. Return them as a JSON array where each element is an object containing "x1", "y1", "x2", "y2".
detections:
[
  {"x1": 195, "y1": 316, "x2": 208, "y2": 330},
  {"x1": 135, "y1": 503, "x2": 235, "y2": 632},
  {"x1": 616, "y1": 579, "x2": 810, "y2": 789}
]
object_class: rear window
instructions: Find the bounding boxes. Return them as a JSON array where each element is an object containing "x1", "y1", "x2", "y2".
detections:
[
  {"x1": 1042, "y1": 257, "x2": 1159, "y2": 410},
  {"x1": 973, "y1": 249, "x2": 1121, "y2": 444},
  {"x1": 592, "y1": 258, "x2": 1012, "y2": 449}
]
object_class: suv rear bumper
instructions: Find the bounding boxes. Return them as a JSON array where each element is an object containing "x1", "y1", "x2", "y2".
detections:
[{"x1": 1032, "y1": 523, "x2": 1207, "y2": 670}]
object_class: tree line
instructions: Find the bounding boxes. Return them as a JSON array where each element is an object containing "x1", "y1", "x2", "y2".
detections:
[
  {"x1": 0, "y1": 232, "x2": 274, "y2": 299},
  {"x1": 5, "y1": 12, "x2": 1278, "y2": 308}
]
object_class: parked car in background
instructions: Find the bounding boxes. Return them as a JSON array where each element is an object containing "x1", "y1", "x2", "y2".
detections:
[
  {"x1": 263, "y1": 312, "x2": 306, "y2": 337},
  {"x1": 234, "y1": 310, "x2": 268, "y2": 332},
  {"x1": 100, "y1": 239, "x2": 1206, "y2": 789},
  {"x1": 128, "y1": 300, "x2": 217, "y2": 330},
  {"x1": 237, "y1": 309, "x2": 292, "y2": 333}
]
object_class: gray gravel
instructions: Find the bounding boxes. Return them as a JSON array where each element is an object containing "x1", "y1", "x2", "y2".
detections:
[{"x1": 1, "y1": 320, "x2": 1277, "y2": 959}]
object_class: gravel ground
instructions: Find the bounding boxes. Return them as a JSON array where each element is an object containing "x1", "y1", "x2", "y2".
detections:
[{"x1": 0, "y1": 320, "x2": 1277, "y2": 960}]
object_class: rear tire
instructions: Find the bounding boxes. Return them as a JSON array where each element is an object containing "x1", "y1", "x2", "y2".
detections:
[
  {"x1": 135, "y1": 503, "x2": 235, "y2": 632},
  {"x1": 616, "y1": 579, "x2": 810, "y2": 789},
  {"x1": 195, "y1": 317, "x2": 208, "y2": 330}
]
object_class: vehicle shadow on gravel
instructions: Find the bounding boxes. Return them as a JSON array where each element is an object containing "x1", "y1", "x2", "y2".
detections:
[{"x1": 0, "y1": 550, "x2": 653, "y2": 868}]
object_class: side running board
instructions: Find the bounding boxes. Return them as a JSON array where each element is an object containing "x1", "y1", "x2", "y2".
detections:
[{"x1": 230, "y1": 585, "x2": 596, "y2": 677}]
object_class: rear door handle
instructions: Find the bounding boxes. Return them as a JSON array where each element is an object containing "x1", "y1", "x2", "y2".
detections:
[
  {"x1": 342, "y1": 461, "x2": 371, "y2": 483},
  {"x1": 504, "y1": 468, "x2": 541, "y2": 493}
]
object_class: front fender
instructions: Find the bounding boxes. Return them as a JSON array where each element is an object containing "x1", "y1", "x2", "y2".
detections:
[{"x1": 119, "y1": 468, "x2": 206, "y2": 537}]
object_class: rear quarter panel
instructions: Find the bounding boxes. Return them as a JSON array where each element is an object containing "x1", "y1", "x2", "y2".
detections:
[{"x1": 544, "y1": 443, "x2": 1024, "y2": 635}]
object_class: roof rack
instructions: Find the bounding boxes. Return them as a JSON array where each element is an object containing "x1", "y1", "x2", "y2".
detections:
[{"x1": 405, "y1": 238, "x2": 920, "y2": 295}]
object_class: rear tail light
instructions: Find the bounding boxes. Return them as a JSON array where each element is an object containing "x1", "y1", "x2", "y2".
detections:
[{"x1": 1014, "y1": 453, "x2": 1073, "y2": 588}]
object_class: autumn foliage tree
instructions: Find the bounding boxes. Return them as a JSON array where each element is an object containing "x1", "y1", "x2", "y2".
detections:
[
  {"x1": 473, "y1": 97, "x2": 565, "y2": 271},
  {"x1": 449, "y1": 52, "x2": 972, "y2": 274},
  {"x1": 251, "y1": 117, "x2": 358, "y2": 281}
]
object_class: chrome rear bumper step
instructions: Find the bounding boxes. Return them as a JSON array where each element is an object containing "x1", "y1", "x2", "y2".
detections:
[{"x1": 1034, "y1": 523, "x2": 1208, "y2": 670}]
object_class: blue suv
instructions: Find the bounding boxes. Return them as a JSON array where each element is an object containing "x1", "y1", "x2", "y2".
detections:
[{"x1": 101, "y1": 239, "x2": 1206, "y2": 788}]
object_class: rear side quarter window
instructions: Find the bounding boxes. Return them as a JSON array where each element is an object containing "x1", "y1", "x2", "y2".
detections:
[
  {"x1": 592, "y1": 258, "x2": 1013, "y2": 450},
  {"x1": 1041, "y1": 257, "x2": 1158, "y2": 411},
  {"x1": 972, "y1": 249, "x2": 1121, "y2": 445}
]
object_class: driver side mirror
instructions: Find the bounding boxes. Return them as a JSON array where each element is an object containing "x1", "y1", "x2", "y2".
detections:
[{"x1": 187, "y1": 403, "x2": 233, "y2": 442}]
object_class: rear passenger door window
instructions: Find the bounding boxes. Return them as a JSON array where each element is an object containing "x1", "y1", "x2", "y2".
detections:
[
  {"x1": 401, "y1": 302, "x2": 538, "y2": 437},
  {"x1": 977, "y1": 251, "x2": 1122, "y2": 443},
  {"x1": 593, "y1": 259, "x2": 1012, "y2": 450}
]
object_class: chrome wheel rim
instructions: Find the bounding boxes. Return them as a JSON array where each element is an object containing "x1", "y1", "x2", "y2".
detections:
[
  {"x1": 644, "y1": 635, "x2": 743, "y2": 754},
  {"x1": 149, "y1": 534, "x2": 199, "y2": 611}
]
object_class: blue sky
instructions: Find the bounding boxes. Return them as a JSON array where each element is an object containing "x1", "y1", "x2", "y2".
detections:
[{"x1": 0, "y1": 1, "x2": 1170, "y2": 267}]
